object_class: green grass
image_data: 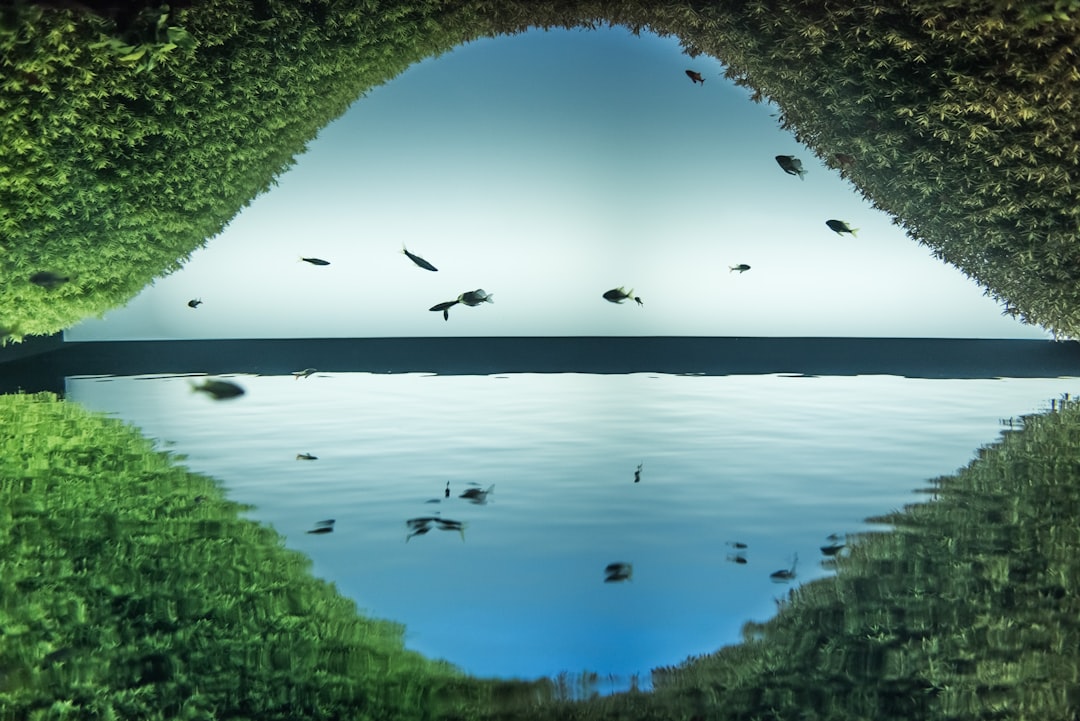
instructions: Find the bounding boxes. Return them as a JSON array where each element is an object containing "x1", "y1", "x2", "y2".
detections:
[{"x1": 2, "y1": 0, "x2": 1080, "y2": 339}]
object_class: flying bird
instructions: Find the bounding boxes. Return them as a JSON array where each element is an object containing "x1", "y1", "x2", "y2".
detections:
[
  {"x1": 603, "y1": 287, "x2": 643, "y2": 306},
  {"x1": 402, "y1": 245, "x2": 438, "y2": 271},
  {"x1": 826, "y1": 219, "x2": 858, "y2": 236},
  {"x1": 775, "y1": 155, "x2": 806, "y2": 179}
]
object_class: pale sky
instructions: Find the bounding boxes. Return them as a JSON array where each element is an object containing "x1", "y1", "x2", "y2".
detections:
[{"x1": 68, "y1": 26, "x2": 1048, "y2": 341}]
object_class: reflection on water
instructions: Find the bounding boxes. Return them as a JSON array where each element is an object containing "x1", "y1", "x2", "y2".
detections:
[{"x1": 63, "y1": 371, "x2": 1076, "y2": 690}]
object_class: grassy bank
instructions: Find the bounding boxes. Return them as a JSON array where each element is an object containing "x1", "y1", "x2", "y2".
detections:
[{"x1": 2, "y1": 1, "x2": 1080, "y2": 339}]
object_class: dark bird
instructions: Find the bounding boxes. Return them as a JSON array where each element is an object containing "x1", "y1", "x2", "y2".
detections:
[
  {"x1": 429, "y1": 300, "x2": 459, "y2": 321},
  {"x1": 458, "y1": 289, "x2": 494, "y2": 306},
  {"x1": 775, "y1": 155, "x2": 806, "y2": 179},
  {"x1": 834, "y1": 153, "x2": 856, "y2": 168},
  {"x1": 603, "y1": 287, "x2": 643, "y2": 306},
  {"x1": 402, "y1": 245, "x2": 438, "y2": 271},
  {"x1": 296, "y1": 453, "x2": 318, "y2": 461},
  {"x1": 727, "y1": 554, "x2": 748, "y2": 565},
  {"x1": 729, "y1": 264, "x2": 751, "y2": 273},
  {"x1": 685, "y1": 69, "x2": 704, "y2": 85},
  {"x1": 770, "y1": 554, "x2": 798, "y2": 582},
  {"x1": 604, "y1": 562, "x2": 634, "y2": 582},
  {"x1": 726, "y1": 541, "x2": 748, "y2": 550},
  {"x1": 445, "y1": 481, "x2": 450, "y2": 498},
  {"x1": 826, "y1": 219, "x2": 858, "y2": 236},
  {"x1": 29, "y1": 271, "x2": 70, "y2": 289},
  {"x1": 300, "y1": 257, "x2": 331, "y2": 266},
  {"x1": 191, "y1": 379, "x2": 245, "y2": 400},
  {"x1": 292, "y1": 368, "x2": 317, "y2": 379},
  {"x1": 460, "y1": 484, "x2": 494, "y2": 504},
  {"x1": 306, "y1": 526, "x2": 334, "y2": 534},
  {"x1": 187, "y1": 298, "x2": 202, "y2": 308},
  {"x1": 314, "y1": 519, "x2": 335, "y2": 527},
  {"x1": 633, "y1": 463, "x2": 642, "y2": 483}
]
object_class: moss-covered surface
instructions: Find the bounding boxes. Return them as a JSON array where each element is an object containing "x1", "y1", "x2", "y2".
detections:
[
  {"x1": 4, "y1": 389, "x2": 1080, "y2": 719},
  {"x1": 2, "y1": 1, "x2": 1080, "y2": 340}
]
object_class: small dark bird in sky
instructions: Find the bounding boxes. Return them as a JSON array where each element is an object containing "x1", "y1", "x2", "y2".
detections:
[
  {"x1": 445, "y1": 481, "x2": 450, "y2": 498},
  {"x1": 429, "y1": 300, "x2": 459, "y2": 321},
  {"x1": 300, "y1": 257, "x2": 331, "y2": 266},
  {"x1": 633, "y1": 463, "x2": 643, "y2": 483},
  {"x1": 603, "y1": 287, "x2": 643, "y2": 306},
  {"x1": 402, "y1": 245, "x2": 438, "y2": 271},
  {"x1": 826, "y1": 219, "x2": 858, "y2": 237},
  {"x1": 685, "y1": 69, "x2": 705, "y2": 85},
  {"x1": 296, "y1": 453, "x2": 318, "y2": 461},
  {"x1": 729, "y1": 264, "x2": 751, "y2": 273},
  {"x1": 775, "y1": 155, "x2": 806, "y2": 179},
  {"x1": 187, "y1": 298, "x2": 202, "y2": 308},
  {"x1": 458, "y1": 289, "x2": 493, "y2": 306}
]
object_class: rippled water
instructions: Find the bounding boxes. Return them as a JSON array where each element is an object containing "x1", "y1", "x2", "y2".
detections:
[{"x1": 66, "y1": 371, "x2": 1076, "y2": 690}]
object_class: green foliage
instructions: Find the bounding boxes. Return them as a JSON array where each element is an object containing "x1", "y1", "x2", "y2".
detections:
[
  {"x1": 89, "y1": 8, "x2": 198, "y2": 75},
  {"x1": 0, "y1": 0, "x2": 468, "y2": 338},
  {"x1": 3, "y1": 0, "x2": 1080, "y2": 339}
]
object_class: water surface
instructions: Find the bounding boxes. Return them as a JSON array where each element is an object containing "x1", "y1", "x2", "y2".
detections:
[{"x1": 66, "y1": 370, "x2": 1076, "y2": 690}]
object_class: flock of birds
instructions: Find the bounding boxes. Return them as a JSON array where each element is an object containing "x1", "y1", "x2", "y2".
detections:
[
  {"x1": 177, "y1": 69, "x2": 860, "y2": 322},
  {"x1": 185, "y1": 66, "x2": 865, "y2": 589}
]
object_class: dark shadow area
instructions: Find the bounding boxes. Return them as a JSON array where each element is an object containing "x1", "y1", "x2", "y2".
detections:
[{"x1": 2, "y1": 337, "x2": 1078, "y2": 395}]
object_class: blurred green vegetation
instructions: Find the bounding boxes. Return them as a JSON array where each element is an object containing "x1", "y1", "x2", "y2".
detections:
[{"x1": 1, "y1": 1, "x2": 1079, "y2": 339}]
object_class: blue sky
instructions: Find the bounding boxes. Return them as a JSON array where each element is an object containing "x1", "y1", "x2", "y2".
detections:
[{"x1": 68, "y1": 26, "x2": 1048, "y2": 340}]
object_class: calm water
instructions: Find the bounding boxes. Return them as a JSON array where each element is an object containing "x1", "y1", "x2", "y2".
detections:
[{"x1": 65, "y1": 371, "x2": 1076, "y2": 690}]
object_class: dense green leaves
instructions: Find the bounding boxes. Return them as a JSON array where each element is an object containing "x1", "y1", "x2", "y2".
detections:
[{"x1": 2, "y1": 0, "x2": 1079, "y2": 339}]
